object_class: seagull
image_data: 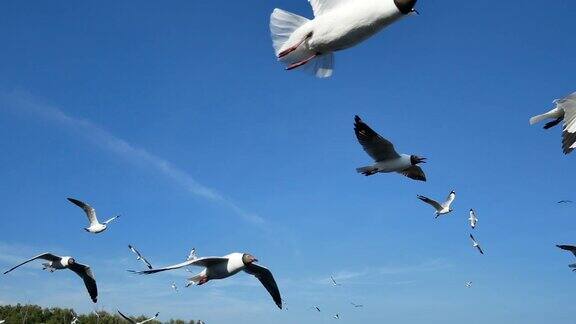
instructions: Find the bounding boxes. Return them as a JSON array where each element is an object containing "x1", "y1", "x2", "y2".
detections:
[
  {"x1": 351, "y1": 302, "x2": 363, "y2": 308},
  {"x1": 333, "y1": 314, "x2": 340, "y2": 319},
  {"x1": 330, "y1": 276, "x2": 342, "y2": 287},
  {"x1": 470, "y1": 234, "x2": 484, "y2": 255},
  {"x1": 67, "y1": 198, "x2": 120, "y2": 233},
  {"x1": 417, "y1": 191, "x2": 456, "y2": 218},
  {"x1": 530, "y1": 91, "x2": 576, "y2": 154},
  {"x1": 270, "y1": 0, "x2": 419, "y2": 77},
  {"x1": 3, "y1": 253, "x2": 98, "y2": 302},
  {"x1": 187, "y1": 248, "x2": 197, "y2": 261},
  {"x1": 117, "y1": 310, "x2": 159, "y2": 324},
  {"x1": 313, "y1": 306, "x2": 321, "y2": 312},
  {"x1": 130, "y1": 253, "x2": 282, "y2": 309},
  {"x1": 466, "y1": 281, "x2": 472, "y2": 288},
  {"x1": 558, "y1": 200, "x2": 573, "y2": 204},
  {"x1": 171, "y1": 282, "x2": 178, "y2": 292},
  {"x1": 128, "y1": 245, "x2": 153, "y2": 270},
  {"x1": 71, "y1": 316, "x2": 78, "y2": 324},
  {"x1": 354, "y1": 115, "x2": 427, "y2": 181},
  {"x1": 469, "y1": 209, "x2": 478, "y2": 229}
]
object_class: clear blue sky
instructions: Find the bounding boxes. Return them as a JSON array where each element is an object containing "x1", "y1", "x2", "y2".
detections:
[{"x1": 1, "y1": 0, "x2": 575, "y2": 323}]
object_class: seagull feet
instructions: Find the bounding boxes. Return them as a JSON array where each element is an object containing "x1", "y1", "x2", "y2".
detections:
[
  {"x1": 286, "y1": 53, "x2": 319, "y2": 71},
  {"x1": 277, "y1": 34, "x2": 311, "y2": 58}
]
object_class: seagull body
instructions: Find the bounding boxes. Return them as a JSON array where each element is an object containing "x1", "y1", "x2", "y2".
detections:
[
  {"x1": 354, "y1": 116, "x2": 427, "y2": 181},
  {"x1": 470, "y1": 234, "x2": 484, "y2": 255},
  {"x1": 187, "y1": 248, "x2": 197, "y2": 261},
  {"x1": 128, "y1": 245, "x2": 153, "y2": 270},
  {"x1": 417, "y1": 191, "x2": 456, "y2": 217},
  {"x1": 171, "y1": 282, "x2": 178, "y2": 292},
  {"x1": 270, "y1": 0, "x2": 418, "y2": 77},
  {"x1": 117, "y1": 310, "x2": 159, "y2": 324},
  {"x1": 466, "y1": 281, "x2": 472, "y2": 288},
  {"x1": 530, "y1": 92, "x2": 576, "y2": 154},
  {"x1": 469, "y1": 209, "x2": 478, "y2": 229},
  {"x1": 67, "y1": 198, "x2": 119, "y2": 233},
  {"x1": 3, "y1": 253, "x2": 98, "y2": 302},
  {"x1": 131, "y1": 252, "x2": 283, "y2": 309},
  {"x1": 334, "y1": 314, "x2": 340, "y2": 319}
]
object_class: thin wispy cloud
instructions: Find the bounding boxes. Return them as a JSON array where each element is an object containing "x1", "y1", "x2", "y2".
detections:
[{"x1": 0, "y1": 90, "x2": 264, "y2": 225}]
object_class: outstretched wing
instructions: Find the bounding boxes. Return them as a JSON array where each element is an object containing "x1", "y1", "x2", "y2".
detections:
[
  {"x1": 140, "y1": 312, "x2": 160, "y2": 324},
  {"x1": 354, "y1": 115, "x2": 400, "y2": 162},
  {"x1": 244, "y1": 263, "x2": 282, "y2": 309},
  {"x1": 130, "y1": 257, "x2": 229, "y2": 275},
  {"x1": 3, "y1": 253, "x2": 61, "y2": 274},
  {"x1": 128, "y1": 245, "x2": 153, "y2": 269},
  {"x1": 117, "y1": 310, "x2": 137, "y2": 324},
  {"x1": 399, "y1": 166, "x2": 426, "y2": 182},
  {"x1": 557, "y1": 245, "x2": 576, "y2": 258},
  {"x1": 103, "y1": 215, "x2": 120, "y2": 225},
  {"x1": 444, "y1": 191, "x2": 456, "y2": 207},
  {"x1": 561, "y1": 100, "x2": 576, "y2": 154},
  {"x1": 68, "y1": 262, "x2": 98, "y2": 303},
  {"x1": 417, "y1": 195, "x2": 442, "y2": 211},
  {"x1": 67, "y1": 198, "x2": 99, "y2": 225},
  {"x1": 308, "y1": 0, "x2": 352, "y2": 17}
]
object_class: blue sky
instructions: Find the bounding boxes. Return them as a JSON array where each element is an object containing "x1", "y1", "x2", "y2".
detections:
[{"x1": 1, "y1": 0, "x2": 575, "y2": 323}]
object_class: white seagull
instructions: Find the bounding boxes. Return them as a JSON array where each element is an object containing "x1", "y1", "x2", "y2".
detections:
[
  {"x1": 469, "y1": 209, "x2": 478, "y2": 229},
  {"x1": 530, "y1": 91, "x2": 576, "y2": 154},
  {"x1": 131, "y1": 253, "x2": 282, "y2": 309},
  {"x1": 354, "y1": 115, "x2": 427, "y2": 181},
  {"x1": 465, "y1": 281, "x2": 472, "y2": 288},
  {"x1": 117, "y1": 310, "x2": 159, "y2": 324},
  {"x1": 330, "y1": 275, "x2": 342, "y2": 287},
  {"x1": 187, "y1": 248, "x2": 197, "y2": 261},
  {"x1": 67, "y1": 198, "x2": 120, "y2": 233},
  {"x1": 171, "y1": 282, "x2": 178, "y2": 292},
  {"x1": 333, "y1": 314, "x2": 341, "y2": 319},
  {"x1": 470, "y1": 234, "x2": 484, "y2": 255},
  {"x1": 128, "y1": 245, "x2": 153, "y2": 270},
  {"x1": 417, "y1": 191, "x2": 456, "y2": 218},
  {"x1": 270, "y1": 0, "x2": 419, "y2": 77},
  {"x1": 3, "y1": 253, "x2": 98, "y2": 302}
]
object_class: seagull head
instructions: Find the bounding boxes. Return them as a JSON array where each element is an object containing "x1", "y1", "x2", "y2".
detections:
[
  {"x1": 394, "y1": 0, "x2": 418, "y2": 15},
  {"x1": 242, "y1": 254, "x2": 258, "y2": 265},
  {"x1": 410, "y1": 155, "x2": 427, "y2": 165},
  {"x1": 67, "y1": 258, "x2": 76, "y2": 266}
]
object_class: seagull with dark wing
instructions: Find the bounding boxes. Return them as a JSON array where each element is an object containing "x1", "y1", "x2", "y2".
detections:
[
  {"x1": 417, "y1": 191, "x2": 456, "y2": 218},
  {"x1": 354, "y1": 115, "x2": 426, "y2": 181},
  {"x1": 67, "y1": 198, "x2": 120, "y2": 233},
  {"x1": 117, "y1": 310, "x2": 159, "y2": 324},
  {"x1": 333, "y1": 314, "x2": 340, "y2": 319},
  {"x1": 128, "y1": 245, "x2": 153, "y2": 270},
  {"x1": 465, "y1": 281, "x2": 472, "y2": 288},
  {"x1": 3, "y1": 253, "x2": 98, "y2": 302},
  {"x1": 530, "y1": 91, "x2": 576, "y2": 154},
  {"x1": 351, "y1": 302, "x2": 363, "y2": 308},
  {"x1": 556, "y1": 245, "x2": 576, "y2": 271},
  {"x1": 313, "y1": 306, "x2": 321, "y2": 312},
  {"x1": 469, "y1": 209, "x2": 478, "y2": 229},
  {"x1": 330, "y1": 276, "x2": 341, "y2": 287},
  {"x1": 558, "y1": 200, "x2": 573, "y2": 204},
  {"x1": 131, "y1": 252, "x2": 283, "y2": 309},
  {"x1": 470, "y1": 234, "x2": 484, "y2": 255}
]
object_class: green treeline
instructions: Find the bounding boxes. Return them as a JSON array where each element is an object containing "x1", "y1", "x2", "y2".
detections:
[{"x1": 0, "y1": 304, "x2": 201, "y2": 324}]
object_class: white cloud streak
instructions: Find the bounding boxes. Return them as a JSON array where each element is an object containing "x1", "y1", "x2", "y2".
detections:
[{"x1": 0, "y1": 91, "x2": 264, "y2": 225}]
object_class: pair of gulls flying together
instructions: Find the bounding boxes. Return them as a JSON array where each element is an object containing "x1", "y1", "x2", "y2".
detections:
[
  {"x1": 3, "y1": 253, "x2": 98, "y2": 303},
  {"x1": 117, "y1": 310, "x2": 159, "y2": 324},
  {"x1": 354, "y1": 116, "x2": 427, "y2": 181},
  {"x1": 67, "y1": 198, "x2": 120, "y2": 234},
  {"x1": 270, "y1": 0, "x2": 419, "y2": 77},
  {"x1": 130, "y1": 252, "x2": 282, "y2": 309},
  {"x1": 530, "y1": 91, "x2": 576, "y2": 154},
  {"x1": 556, "y1": 245, "x2": 576, "y2": 271}
]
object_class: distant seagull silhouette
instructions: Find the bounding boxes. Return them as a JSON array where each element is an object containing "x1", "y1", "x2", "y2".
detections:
[
  {"x1": 67, "y1": 198, "x2": 120, "y2": 233},
  {"x1": 417, "y1": 191, "x2": 456, "y2": 218},
  {"x1": 187, "y1": 248, "x2": 197, "y2": 261},
  {"x1": 333, "y1": 314, "x2": 340, "y2": 319},
  {"x1": 558, "y1": 200, "x2": 573, "y2": 204},
  {"x1": 3, "y1": 253, "x2": 98, "y2": 302},
  {"x1": 117, "y1": 310, "x2": 159, "y2": 324},
  {"x1": 171, "y1": 282, "x2": 178, "y2": 292},
  {"x1": 330, "y1": 276, "x2": 341, "y2": 287},
  {"x1": 128, "y1": 245, "x2": 153, "y2": 270},
  {"x1": 313, "y1": 306, "x2": 321, "y2": 312},
  {"x1": 466, "y1": 281, "x2": 472, "y2": 288},
  {"x1": 470, "y1": 234, "x2": 484, "y2": 255},
  {"x1": 354, "y1": 115, "x2": 427, "y2": 181},
  {"x1": 351, "y1": 302, "x2": 363, "y2": 308},
  {"x1": 469, "y1": 209, "x2": 478, "y2": 229},
  {"x1": 530, "y1": 91, "x2": 576, "y2": 154}
]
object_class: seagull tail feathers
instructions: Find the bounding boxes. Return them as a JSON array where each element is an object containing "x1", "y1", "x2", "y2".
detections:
[
  {"x1": 185, "y1": 272, "x2": 204, "y2": 287},
  {"x1": 270, "y1": 9, "x2": 310, "y2": 56},
  {"x1": 356, "y1": 166, "x2": 378, "y2": 176}
]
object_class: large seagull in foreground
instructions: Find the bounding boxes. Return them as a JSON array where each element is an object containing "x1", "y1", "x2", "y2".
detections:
[
  {"x1": 354, "y1": 116, "x2": 426, "y2": 181},
  {"x1": 530, "y1": 91, "x2": 576, "y2": 154}
]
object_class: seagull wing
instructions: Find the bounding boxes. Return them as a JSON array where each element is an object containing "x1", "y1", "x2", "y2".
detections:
[
  {"x1": 139, "y1": 312, "x2": 159, "y2": 324},
  {"x1": 102, "y1": 215, "x2": 119, "y2": 225},
  {"x1": 308, "y1": 0, "x2": 352, "y2": 17},
  {"x1": 444, "y1": 191, "x2": 456, "y2": 207},
  {"x1": 117, "y1": 310, "x2": 137, "y2": 324},
  {"x1": 399, "y1": 166, "x2": 426, "y2": 182},
  {"x1": 470, "y1": 234, "x2": 478, "y2": 244},
  {"x1": 244, "y1": 263, "x2": 282, "y2": 309},
  {"x1": 556, "y1": 245, "x2": 576, "y2": 258},
  {"x1": 354, "y1": 115, "x2": 400, "y2": 162},
  {"x1": 128, "y1": 245, "x2": 153, "y2": 269},
  {"x1": 131, "y1": 257, "x2": 229, "y2": 275},
  {"x1": 68, "y1": 262, "x2": 98, "y2": 303},
  {"x1": 417, "y1": 195, "x2": 442, "y2": 211},
  {"x1": 67, "y1": 198, "x2": 99, "y2": 225},
  {"x1": 561, "y1": 101, "x2": 576, "y2": 154},
  {"x1": 3, "y1": 253, "x2": 61, "y2": 274},
  {"x1": 476, "y1": 245, "x2": 484, "y2": 255}
]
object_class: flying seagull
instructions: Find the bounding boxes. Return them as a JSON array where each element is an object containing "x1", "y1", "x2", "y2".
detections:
[
  {"x1": 187, "y1": 248, "x2": 197, "y2": 261},
  {"x1": 469, "y1": 209, "x2": 478, "y2": 229},
  {"x1": 417, "y1": 191, "x2": 456, "y2": 218},
  {"x1": 558, "y1": 200, "x2": 573, "y2": 204},
  {"x1": 128, "y1": 245, "x2": 153, "y2": 270},
  {"x1": 354, "y1": 115, "x2": 427, "y2": 181},
  {"x1": 67, "y1": 198, "x2": 120, "y2": 233},
  {"x1": 333, "y1": 314, "x2": 340, "y2": 319},
  {"x1": 117, "y1": 310, "x2": 159, "y2": 324},
  {"x1": 130, "y1": 252, "x2": 283, "y2": 309},
  {"x1": 466, "y1": 281, "x2": 472, "y2": 288},
  {"x1": 470, "y1": 234, "x2": 484, "y2": 255},
  {"x1": 530, "y1": 91, "x2": 576, "y2": 154},
  {"x1": 313, "y1": 306, "x2": 321, "y2": 312},
  {"x1": 330, "y1": 276, "x2": 342, "y2": 287},
  {"x1": 171, "y1": 282, "x2": 178, "y2": 292},
  {"x1": 3, "y1": 253, "x2": 98, "y2": 302},
  {"x1": 270, "y1": 0, "x2": 419, "y2": 77},
  {"x1": 351, "y1": 302, "x2": 363, "y2": 308}
]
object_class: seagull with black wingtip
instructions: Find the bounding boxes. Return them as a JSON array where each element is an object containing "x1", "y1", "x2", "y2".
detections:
[
  {"x1": 470, "y1": 234, "x2": 484, "y2": 255},
  {"x1": 417, "y1": 191, "x2": 456, "y2": 218},
  {"x1": 354, "y1": 115, "x2": 427, "y2": 181},
  {"x1": 556, "y1": 245, "x2": 576, "y2": 271},
  {"x1": 67, "y1": 198, "x2": 120, "y2": 234},
  {"x1": 469, "y1": 209, "x2": 478, "y2": 229},
  {"x1": 530, "y1": 91, "x2": 576, "y2": 154},
  {"x1": 128, "y1": 245, "x2": 153, "y2": 270}
]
